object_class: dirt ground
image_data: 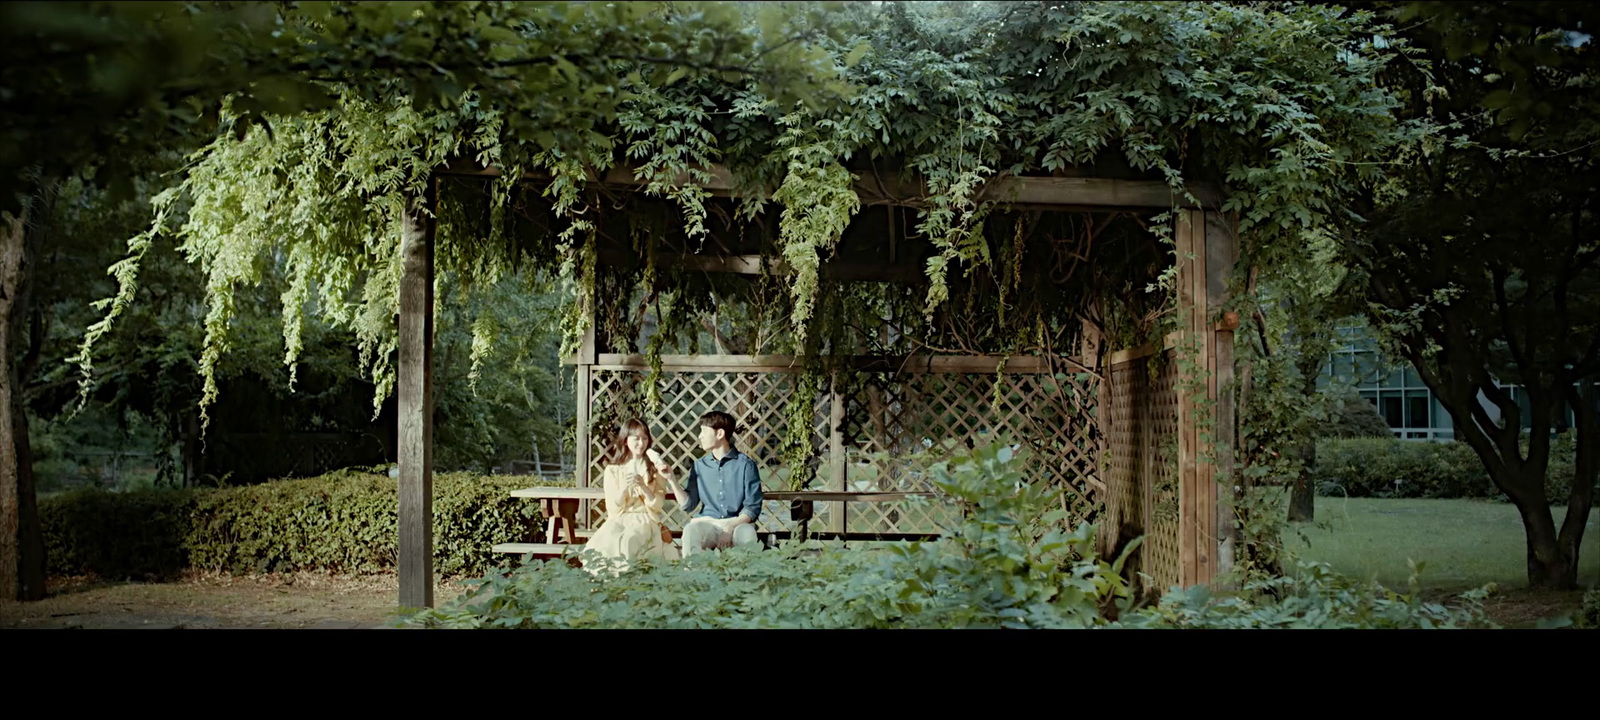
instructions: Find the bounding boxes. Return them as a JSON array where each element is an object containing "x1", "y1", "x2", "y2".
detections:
[
  {"x1": 1432, "y1": 586, "x2": 1592, "y2": 628},
  {"x1": 0, "y1": 572, "x2": 477, "y2": 629}
]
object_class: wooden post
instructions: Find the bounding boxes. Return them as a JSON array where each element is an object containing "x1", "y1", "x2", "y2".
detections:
[
  {"x1": 1174, "y1": 209, "x2": 1195, "y2": 587},
  {"x1": 397, "y1": 177, "x2": 438, "y2": 609},
  {"x1": 829, "y1": 373, "x2": 847, "y2": 534},
  {"x1": 1080, "y1": 308, "x2": 1114, "y2": 557},
  {"x1": 575, "y1": 309, "x2": 596, "y2": 527},
  {"x1": 1206, "y1": 210, "x2": 1239, "y2": 583},
  {"x1": 1175, "y1": 208, "x2": 1216, "y2": 588}
]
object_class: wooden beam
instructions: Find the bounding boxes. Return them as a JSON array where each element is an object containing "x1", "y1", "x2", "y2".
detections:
[
  {"x1": 438, "y1": 160, "x2": 1222, "y2": 210},
  {"x1": 438, "y1": 160, "x2": 739, "y2": 192},
  {"x1": 761, "y1": 531, "x2": 943, "y2": 542},
  {"x1": 979, "y1": 176, "x2": 1219, "y2": 209},
  {"x1": 568, "y1": 353, "x2": 1070, "y2": 374},
  {"x1": 397, "y1": 178, "x2": 437, "y2": 609},
  {"x1": 512, "y1": 486, "x2": 604, "y2": 500},
  {"x1": 1103, "y1": 331, "x2": 1185, "y2": 367},
  {"x1": 594, "y1": 248, "x2": 926, "y2": 283},
  {"x1": 763, "y1": 491, "x2": 939, "y2": 502}
]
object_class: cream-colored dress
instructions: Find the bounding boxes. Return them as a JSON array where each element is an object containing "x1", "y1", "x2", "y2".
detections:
[{"x1": 581, "y1": 458, "x2": 678, "y2": 573}]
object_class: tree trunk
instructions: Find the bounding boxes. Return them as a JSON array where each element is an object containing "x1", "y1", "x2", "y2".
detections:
[
  {"x1": 1287, "y1": 436, "x2": 1315, "y2": 522},
  {"x1": 1554, "y1": 378, "x2": 1598, "y2": 589},
  {"x1": 1288, "y1": 324, "x2": 1325, "y2": 524},
  {"x1": 1435, "y1": 371, "x2": 1584, "y2": 590},
  {"x1": 1509, "y1": 484, "x2": 1577, "y2": 589},
  {"x1": 183, "y1": 411, "x2": 200, "y2": 488},
  {"x1": 1, "y1": 194, "x2": 46, "y2": 601}
]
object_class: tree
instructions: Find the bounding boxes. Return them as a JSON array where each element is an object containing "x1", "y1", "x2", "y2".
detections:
[
  {"x1": 4, "y1": 0, "x2": 847, "y2": 601},
  {"x1": 431, "y1": 269, "x2": 569, "y2": 473},
  {"x1": 1340, "y1": 1, "x2": 1599, "y2": 588},
  {"x1": 1, "y1": 0, "x2": 356, "y2": 602}
]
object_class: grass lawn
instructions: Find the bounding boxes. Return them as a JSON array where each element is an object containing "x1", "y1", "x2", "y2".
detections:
[
  {"x1": 1284, "y1": 497, "x2": 1598, "y2": 626},
  {"x1": 1287, "y1": 497, "x2": 1599, "y2": 589}
]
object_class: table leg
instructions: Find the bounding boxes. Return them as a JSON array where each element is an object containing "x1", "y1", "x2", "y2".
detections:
[
  {"x1": 542, "y1": 499, "x2": 559, "y2": 544},
  {"x1": 557, "y1": 498, "x2": 580, "y2": 544}
]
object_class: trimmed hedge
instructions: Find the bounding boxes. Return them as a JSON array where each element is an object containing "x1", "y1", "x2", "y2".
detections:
[
  {"x1": 1316, "y1": 388, "x2": 1394, "y2": 440},
  {"x1": 39, "y1": 469, "x2": 560, "y2": 579},
  {"x1": 1312, "y1": 436, "x2": 1584, "y2": 501}
]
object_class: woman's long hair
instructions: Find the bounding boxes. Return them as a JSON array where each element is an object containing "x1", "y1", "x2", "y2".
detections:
[{"x1": 604, "y1": 418, "x2": 660, "y2": 488}]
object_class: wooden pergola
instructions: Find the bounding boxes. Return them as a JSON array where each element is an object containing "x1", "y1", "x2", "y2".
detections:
[{"x1": 394, "y1": 162, "x2": 1239, "y2": 608}]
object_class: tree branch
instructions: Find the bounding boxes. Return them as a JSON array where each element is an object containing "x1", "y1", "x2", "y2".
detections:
[
  {"x1": 1491, "y1": 265, "x2": 1532, "y2": 378},
  {"x1": 1559, "y1": 379, "x2": 1597, "y2": 555},
  {"x1": 1252, "y1": 308, "x2": 1272, "y2": 358}
]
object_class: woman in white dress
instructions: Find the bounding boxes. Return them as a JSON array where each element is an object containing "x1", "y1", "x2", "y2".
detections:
[{"x1": 582, "y1": 419, "x2": 688, "y2": 574}]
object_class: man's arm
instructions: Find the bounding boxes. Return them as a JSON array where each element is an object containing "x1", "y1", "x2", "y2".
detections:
[
  {"x1": 737, "y1": 459, "x2": 763, "y2": 524},
  {"x1": 648, "y1": 448, "x2": 689, "y2": 507}
]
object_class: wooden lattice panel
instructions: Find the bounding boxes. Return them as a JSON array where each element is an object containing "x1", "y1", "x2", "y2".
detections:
[
  {"x1": 839, "y1": 370, "x2": 1101, "y2": 534},
  {"x1": 582, "y1": 360, "x2": 1103, "y2": 539},
  {"x1": 1104, "y1": 352, "x2": 1182, "y2": 594}
]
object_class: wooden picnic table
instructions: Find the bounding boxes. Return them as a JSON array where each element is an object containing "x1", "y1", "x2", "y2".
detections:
[{"x1": 509, "y1": 486, "x2": 601, "y2": 547}]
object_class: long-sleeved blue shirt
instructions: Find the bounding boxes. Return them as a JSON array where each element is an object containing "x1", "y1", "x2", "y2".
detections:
[{"x1": 683, "y1": 448, "x2": 763, "y2": 522}]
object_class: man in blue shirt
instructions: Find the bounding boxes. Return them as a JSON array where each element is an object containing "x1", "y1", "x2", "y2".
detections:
[{"x1": 680, "y1": 411, "x2": 763, "y2": 556}]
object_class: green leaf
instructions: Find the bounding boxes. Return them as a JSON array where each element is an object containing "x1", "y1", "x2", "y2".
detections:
[{"x1": 845, "y1": 42, "x2": 870, "y2": 68}]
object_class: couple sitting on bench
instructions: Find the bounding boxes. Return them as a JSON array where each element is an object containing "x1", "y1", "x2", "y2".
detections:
[{"x1": 583, "y1": 411, "x2": 761, "y2": 573}]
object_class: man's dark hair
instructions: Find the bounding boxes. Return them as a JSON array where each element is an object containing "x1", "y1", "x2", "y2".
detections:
[{"x1": 699, "y1": 410, "x2": 737, "y2": 442}]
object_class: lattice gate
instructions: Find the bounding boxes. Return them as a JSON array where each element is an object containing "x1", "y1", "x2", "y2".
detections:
[
  {"x1": 577, "y1": 357, "x2": 1104, "y2": 538},
  {"x1": 1101, "y1": 350, "x2": 1184, "y2": 594}
]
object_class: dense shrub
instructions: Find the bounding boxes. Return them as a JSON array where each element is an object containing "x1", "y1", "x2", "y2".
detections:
[
  {"x1": 407, "y1": 443, "x2": 1492, "y2": 630},
  {"x1": 1312, "y1": 436, "x2": 1586, "y2": 501},
  {"x1": 41, "y1": 486, "x2": 197, "y2": 578},
  {"x1": 1316, "y1": 388, "x2": 1394, "y2": 440},
  {"x1": 39, "y1": 469, "x2": 555, "y2": 578}
]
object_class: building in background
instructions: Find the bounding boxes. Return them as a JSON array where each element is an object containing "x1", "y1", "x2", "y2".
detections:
[{"x1": 1318, "y1": 323, "x2": 1581, "y2": 442}]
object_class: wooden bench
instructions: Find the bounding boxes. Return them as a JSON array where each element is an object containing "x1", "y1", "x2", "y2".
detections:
[
  {"x1": 764, "y1": 490, "x2": 946, "y2": 542},
  {"x1": 493, "y1": 486, "x2": 947, "y2": 562}
]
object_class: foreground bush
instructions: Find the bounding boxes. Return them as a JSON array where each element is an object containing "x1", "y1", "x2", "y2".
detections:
[
  {"x1": 408, "y1": 444, "x2": 1492, "y2": 629},
  {"x1": 1128, "y1": 561, "x2": 1492, "y2": 629},
  {"x1": 1312, "y1": 436, "x2": 1583, "y2": 501},
  {"x1": 40, "y1": 469, "x2": 551, "y2": 578}
]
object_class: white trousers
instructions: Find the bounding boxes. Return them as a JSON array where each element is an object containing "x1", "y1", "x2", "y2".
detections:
[{"x1": 681, "y1": 516, "x2": 759, "y2": 556}]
